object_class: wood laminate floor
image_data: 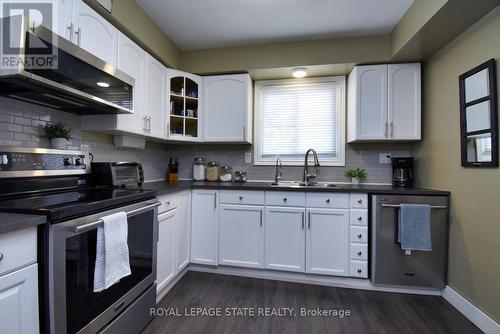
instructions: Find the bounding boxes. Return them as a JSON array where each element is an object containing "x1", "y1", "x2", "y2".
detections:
[{"x1": 142, "y1": 272, "x2": 481, "y2": 334}]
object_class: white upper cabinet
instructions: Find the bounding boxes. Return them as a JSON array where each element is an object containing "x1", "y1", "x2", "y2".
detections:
[
  {"x1": 144, "y1": 55, "x2": 167, "y2": 139},
  {"x1": 167, "y1": 69, "x2": 203, "y2": 142},
  {"x1": 203, "y1": 74, "x2": 253, "y2": 143},
  {"x1": 388, "y1": 63, "x2": 421, "y2": 140},
  {"x1": 348, "y1": 63, "x2": 421, "y2": 142},
  {"x1": 73, "y1": 1, "x2": 117, "y2": 65}
]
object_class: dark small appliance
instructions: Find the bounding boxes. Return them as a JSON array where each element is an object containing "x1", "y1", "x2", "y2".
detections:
[
  {"x1": 392, "y1": 157, "x2": 414, "y2": 187},
  {"x1": 91, "y1": 162, "x2": 144, "y2": 187}
]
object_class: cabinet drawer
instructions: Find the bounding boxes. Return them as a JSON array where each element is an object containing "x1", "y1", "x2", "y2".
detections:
[
  {"x1": 157, "y1": 193, "x2": 178, "y2": 214},
  {"x1": 0, "y1": 227, "x2": 37, "y2": 276},
  {"x1": 265, "y1": 191, "x2": 305, "y2": 207},
  {"x1": 220, "y1": 190, "x2": 265, "y2": 205},
  {"x1": 349, "y1": 243, "x2": 368, "y2": 260},
  {"x1": 350, "y1": 194, "x2": 368, "y2": 209},
  {"x1": 350, "y1": 260, "x2": 368, "y2": 278},
  {"x1": 350, "y1": 226, "x2": 368, "y2": 243},
  {"x1": 350, "y1": 209, "x2": 368, "y2": 226},
  {"x1": 306, "y1": 193, "x2": 349, "y2": 208}
]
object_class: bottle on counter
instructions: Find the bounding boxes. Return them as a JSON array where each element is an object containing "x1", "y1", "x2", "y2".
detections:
[
  {"x1": 193, "y1": 157, "x2": 207, "y2": 181},
  {"x1": 205, "y1": 161, "x2": 219, "y2": 182},
  {"x1": 168, "y1": 157, "x2": 179, "y2": 183}
]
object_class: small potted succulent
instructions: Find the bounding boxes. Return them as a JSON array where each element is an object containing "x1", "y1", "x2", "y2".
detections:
[
  {"x1": 345, "y1": 168, "x2": 368, "y2": 185},
  {"x1": 44, "y1": 122, "x2": 71, "y2": 150}
]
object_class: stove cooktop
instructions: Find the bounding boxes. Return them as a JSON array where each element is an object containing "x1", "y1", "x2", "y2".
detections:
[{"x1": 0, "y1": 187, "x2": 156, "y2": 222}]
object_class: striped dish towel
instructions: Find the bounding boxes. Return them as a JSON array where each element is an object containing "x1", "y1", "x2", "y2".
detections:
[{"x1": 93, "y1": 211, "x2": 131, "y2": 292}]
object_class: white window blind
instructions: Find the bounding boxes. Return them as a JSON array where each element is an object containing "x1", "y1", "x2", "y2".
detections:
[{"x1": 254, "y1": 77, "x2": 345, "y2": 166}]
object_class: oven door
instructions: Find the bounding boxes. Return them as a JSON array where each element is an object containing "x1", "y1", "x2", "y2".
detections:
[{"x1": 48, "y1": 200, "x2": 159, "y2": 334}]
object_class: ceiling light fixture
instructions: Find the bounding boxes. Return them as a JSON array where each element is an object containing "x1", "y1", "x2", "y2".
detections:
[
  {"x1": 292, "y1": 67, "x2": 307, "y2": 78},
  {"x1": 97, "y1": 82, "x2": 110, "y2": 88}
]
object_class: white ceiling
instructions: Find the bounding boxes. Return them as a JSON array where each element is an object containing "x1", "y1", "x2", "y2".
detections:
[{"x1": 137, "y1": 0, "x2": 414, "y2": 51}]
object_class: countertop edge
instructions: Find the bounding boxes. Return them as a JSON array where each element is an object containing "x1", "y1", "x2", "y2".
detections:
[{"x1": 0, "y1": 213, "x2": 47, "y2": 235}]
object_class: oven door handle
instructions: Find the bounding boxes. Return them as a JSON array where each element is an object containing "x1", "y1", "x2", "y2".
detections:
[{"x1": 74, "y1": 201, "x2": 161, "y2": 234}]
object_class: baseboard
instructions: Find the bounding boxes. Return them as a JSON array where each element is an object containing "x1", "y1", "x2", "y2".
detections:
[
  {"x1": 188, "y1": 264, "x2": 442, "y2": 296},
  {"x1": 442, "y1": 286, "x2": 500, "y2": 334},
  {"x1": 156, "y1": 267, "x2": 189, "y2": 303}
]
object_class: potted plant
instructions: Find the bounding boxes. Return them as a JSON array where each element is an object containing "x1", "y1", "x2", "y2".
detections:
[
  {"x1": 345, "y1": 168, "x2": 368, "y2": 185},
  {"x1": 44, "y1": 122, "x2": 71, "y2": 150}
]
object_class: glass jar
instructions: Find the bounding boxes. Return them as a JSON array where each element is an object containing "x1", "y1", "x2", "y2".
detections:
[
  {"x1": 205, "y1": 162, "x2": 219, "y2": 181},
  {"x1": 193, "y1": 157, "x2": 206, "y2": 181},
  {"x1": 219, "y1": 166, "x2": 232, "y2": 182},
  {"x1": 233, "y1": 171, "x2": 247, "y2": 183}
]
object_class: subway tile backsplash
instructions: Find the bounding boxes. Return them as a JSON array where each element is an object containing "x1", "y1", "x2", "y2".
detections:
[{"x1": 0, "y1": 97, "x2": 409, "y2": 183}]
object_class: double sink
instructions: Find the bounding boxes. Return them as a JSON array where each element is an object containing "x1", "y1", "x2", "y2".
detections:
[{"x1": 269, "y1": 181, "x2": 340, "y2": 188}]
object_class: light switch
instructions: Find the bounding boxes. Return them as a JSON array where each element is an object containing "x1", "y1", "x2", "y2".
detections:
[{"x1": 244, "y1": 151, "x2": 252, "y2": 164}]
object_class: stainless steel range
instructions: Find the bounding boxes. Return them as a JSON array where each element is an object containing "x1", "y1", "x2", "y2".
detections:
[{"x1": 0, "y1": 147, "x2": 158, "y2": 334}]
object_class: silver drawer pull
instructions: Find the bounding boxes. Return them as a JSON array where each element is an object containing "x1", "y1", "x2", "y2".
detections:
[
  {"x1": 357, "y1": 234, "x2": 362, "y2": 238},
  {"x1": 357, "y1": 269, "x2": 362, "y2": 273},
  {"x1": 166, "y1": 201, "x2": 171, "y2": 205},
  {"x1": 0, "y1": 253, "x2": 3, "y2": 262},
  {"x1": 357, "y1": 251, "x2": 362, "y2": 256},
  {"x1": 283, "y1": 197, "x2": 287, "y2": 202},
  {"x1": 239, "y1": 195, "x2": 243, "y2": 200},
  {"x1": 357, "y1": 199, "x2": 363, "y2": 204},
  {"x1": 326, "y1": 199, "x2": 330, "y2": 203},
  {"x1": 357, "y1": 216, "x2": 362, "y2": 221}
]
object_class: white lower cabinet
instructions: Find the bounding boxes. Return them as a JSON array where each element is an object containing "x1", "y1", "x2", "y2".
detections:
[
  {"x1": 175, "y1": 191, "x2": 191, "y2": 272},
  {"x1": 306, "y1": 208, "x2": 349, "y2": 276},
  {"x1": 219, "y1": 204, "x2": 264, "y2": 268},
  {"x1": 264, "y1": 207, "x2": 306, "y2": 272},
  {"x1": 157, "y1": 209, "x2": 176, "y2": 293},
  {"x1": 191, "y1": 190, "x2": 219, "y2": 265},
  {"x1": 0, "y1": 263, "x2": 39, "y2": 334}
]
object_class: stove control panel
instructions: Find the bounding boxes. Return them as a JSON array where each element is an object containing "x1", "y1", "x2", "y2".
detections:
[{"x1": 0, "y1": 147, "x2": 90, "y2": 177}]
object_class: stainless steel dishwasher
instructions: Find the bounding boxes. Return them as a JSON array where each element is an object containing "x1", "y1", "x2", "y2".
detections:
[{"x1": 371, "y1": 194, "x2": 449, "y2": 289}]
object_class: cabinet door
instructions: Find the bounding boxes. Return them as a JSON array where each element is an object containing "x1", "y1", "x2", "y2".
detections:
[
  {"x1": 219, "y1": 204, "x2": 264, "y2": 268},
  {"x1": 74, "y1": 1, "x2": 117, "y2": 65},
  {"x1": 203, "y1": 74, "x2": 252, "y2": 143},
  {"x1": 175, "y1": 190, "x2": 191, "y2": 272},
  {"x1": 355, "y1": 65, "x2": 388, "y2": 140},
  {"x1": 116, "y1": 32, "x2": 147, "y2": 134},
  {"x1": 0, "y1": 264, "x2": 39, "y2": 334},
  {"x1": 265, "y1": 207, "x2": 305, "y2": 272},
  {"x1": 157, "y1": 209, "x2": 176, "y2": 294},
  {"x1": 388, "y1": 63, "x2": 421, "y2": 140},
  {"x1": 191, "y1": 190, "x2": 219, "y2": 265},
  {"x1": 306, "y1": 208, "x2": 349, "y2": 276},
  {"x1": 145, "y1": 55, "x2": 166, "y2": 139}
]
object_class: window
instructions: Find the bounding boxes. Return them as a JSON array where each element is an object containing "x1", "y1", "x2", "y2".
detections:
[{"x1": 254, "y1": 76, "x2": 346, "y2": 166}]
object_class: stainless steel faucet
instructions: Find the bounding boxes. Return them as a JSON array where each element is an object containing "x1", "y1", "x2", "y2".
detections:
[
  {"x1": 273, "y1": 157, "x2": 282, "y2": 185},
  {"x1": 303, "y1": 149, "x2": 320, "y2": 185}
]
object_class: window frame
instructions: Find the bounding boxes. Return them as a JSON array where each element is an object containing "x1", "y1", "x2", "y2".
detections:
[{"x1": 253, "y1": 76, "x2": 346, "y2": 166}]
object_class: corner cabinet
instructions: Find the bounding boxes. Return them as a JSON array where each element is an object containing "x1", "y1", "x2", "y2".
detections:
[
  {"x1": 203, "y1": 74, "x2": 253, "y2": 143},
  {"x1": 167, "y1": 69, "x2": 203, "y2": 142},
  {"x1": 347, "y1": 63, "x2": 421, "y2": 142}
]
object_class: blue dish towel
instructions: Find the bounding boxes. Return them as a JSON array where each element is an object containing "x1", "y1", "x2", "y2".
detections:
[{"x1": 398, "y1": 204, "x2": 432, "y2": 251}]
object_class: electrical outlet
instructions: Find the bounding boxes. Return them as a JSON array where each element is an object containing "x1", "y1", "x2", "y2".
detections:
[
  {"x1": 244, "y1": 151, "x2": 252, "y2": 164},
  {"x1": 379, "y1": 153, "x2": 392, "y2": 164}
]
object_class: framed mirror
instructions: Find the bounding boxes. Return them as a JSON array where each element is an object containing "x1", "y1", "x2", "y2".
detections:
[{"x1": 459, "y1": 59, "x2": 498, "y2": 167}]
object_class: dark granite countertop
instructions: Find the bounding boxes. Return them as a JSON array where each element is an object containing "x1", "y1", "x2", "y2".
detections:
[
  {"x1": 143, "y1": 180, "x2": 450, "y2": 196},
  {"x1": 0, "y1": 212, "x2": 46, "y2": 235}
]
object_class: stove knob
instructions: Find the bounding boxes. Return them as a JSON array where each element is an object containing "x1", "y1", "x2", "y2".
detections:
[
  {"x1": 64, "y1": 158, "x2": 74, "y2": 166},
  {"x1": 75, "y1": 158, "x2": 82, "y2": 166}
]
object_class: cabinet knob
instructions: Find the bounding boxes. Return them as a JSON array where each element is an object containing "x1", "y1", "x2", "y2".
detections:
[
  {"x1": 357, "y1": 251, "x2": 362, "y2": 256},
  {"x1": 166, "y1": 201, "x2": 171, "y2": 206},
  {"x1": 239, "y1": 195, "x2": 243, "y2": 200},
  {"x1": 358, "y1": 199, "x2": 363, "y2": 204},
  {"x1": 357, "y1": 234, "x2": 362, "y2": 238},
  {"x1": 326, "y1": 199, "x2": 330, "y2": 203},
  {"x1": 357, "y1": 269, "x2": 362, "y2": 273},
  {"x1": 283, "y1": 197, "x2": 287, "y2": 202},
  {"x1": 0, "y1": 253, "x2": 3, "y2": 262},
  {"x1": 357, "y1": 216, "x2": 362, "y2": 221}
]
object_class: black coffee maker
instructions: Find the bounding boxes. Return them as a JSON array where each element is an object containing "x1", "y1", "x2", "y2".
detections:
[{"x1": 392, "y1": 157, "x2": 414, "y2": 187}]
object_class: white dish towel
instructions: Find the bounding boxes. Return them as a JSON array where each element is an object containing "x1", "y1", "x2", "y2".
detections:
[{"x1": 93, "y1": 211, "x2": 131, "y2": 292}]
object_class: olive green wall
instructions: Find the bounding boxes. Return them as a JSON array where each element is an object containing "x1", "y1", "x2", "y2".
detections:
[
  {"x1": 412, "y1": 6, "x2": 500, "y2": 322},
  {"x1": 85, "y1": 0, "x2": 181, "y2": 68}
]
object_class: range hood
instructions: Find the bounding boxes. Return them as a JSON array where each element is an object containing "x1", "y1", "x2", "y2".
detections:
[{"x1": 0, "y1": 15, "x2": 134, "y2": 114}]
